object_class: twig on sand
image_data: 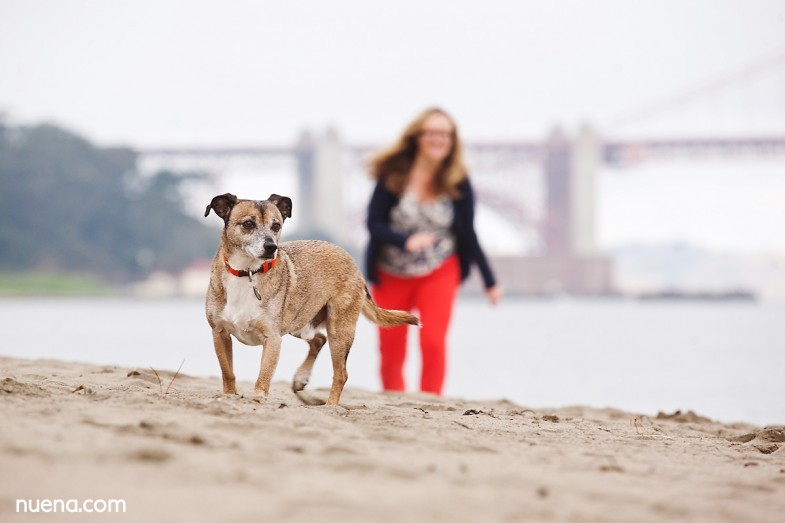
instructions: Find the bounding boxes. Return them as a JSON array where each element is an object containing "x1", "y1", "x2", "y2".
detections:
[
  {"x1": 631, "y1": 417, "x2": 645, "y2": 434},
  {"x1": 150, "y1": 359, "x2": 185, "y2": 398}
]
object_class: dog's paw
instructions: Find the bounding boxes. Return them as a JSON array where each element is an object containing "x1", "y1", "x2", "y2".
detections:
[{"x1": 292, "y1": 373, "x2": 310, "y2": 393}]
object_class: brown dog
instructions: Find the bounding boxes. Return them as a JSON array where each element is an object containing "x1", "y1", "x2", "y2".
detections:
[{"x1": 204, "y1": 193, "x2": 419, "y2": 405}]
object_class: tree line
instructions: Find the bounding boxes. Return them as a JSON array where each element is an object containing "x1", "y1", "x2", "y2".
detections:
[{"x1": 0, "y1": 120, "x2": 217, "y2": 283}]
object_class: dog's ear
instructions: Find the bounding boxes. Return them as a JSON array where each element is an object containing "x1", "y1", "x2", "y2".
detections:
[
  {"x1": 204, "y1": 193, "x2": 238, "y2": 224},
  {"x1": 268, "y1": 194, "x2": 292, "y2": 221}
]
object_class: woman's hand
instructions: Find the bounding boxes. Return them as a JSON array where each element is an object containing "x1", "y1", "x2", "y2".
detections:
[
  {"x1": 485, "y1": 285, "x2": 503, "y2": 306},
  {"x1": 405, "y1": 232, "x2": 437, "y2": 252}
]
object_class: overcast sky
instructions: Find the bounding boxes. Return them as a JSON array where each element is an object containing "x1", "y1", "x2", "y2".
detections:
[
  {"x1": 1, "y1": 0, "x2": 784, "y2": 147},
  {"x1": 2, "y1": 0, "x2": 785, "y2": 257}
]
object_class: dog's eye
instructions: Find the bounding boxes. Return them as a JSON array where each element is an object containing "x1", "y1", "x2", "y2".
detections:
[
  {"x1": 271, "y1": 223, "x2": 281, "y2": 232},
  {"x1": 241, "y1": 220, "x2": 255, "y2": 230}
]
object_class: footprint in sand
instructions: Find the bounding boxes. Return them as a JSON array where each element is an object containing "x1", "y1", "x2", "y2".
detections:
[
  {"x1": 1, "y1": 377, "x2": 50, "y2": 397},
  {"x1": 728, "y1": 426, "x2": 785, "y2": 454}
]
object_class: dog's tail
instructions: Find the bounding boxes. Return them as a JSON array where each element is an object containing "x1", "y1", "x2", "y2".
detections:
[{"x1": 361, "y1": 287, "x2": 421, "y2": 327}]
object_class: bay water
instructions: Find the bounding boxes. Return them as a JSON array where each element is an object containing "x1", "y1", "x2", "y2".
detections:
[{"x1": 1, "y1": 297, "x2": 782, "y2": 426}]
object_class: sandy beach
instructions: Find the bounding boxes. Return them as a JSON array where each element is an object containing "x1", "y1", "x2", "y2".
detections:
[{"x1": 1, "y1": 355, "x2": 784, "y2": 522}]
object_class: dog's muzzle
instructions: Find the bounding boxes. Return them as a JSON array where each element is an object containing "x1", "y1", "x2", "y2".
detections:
[{"x1": 262, "y1": 241, "x2": 277, "y2": 258}]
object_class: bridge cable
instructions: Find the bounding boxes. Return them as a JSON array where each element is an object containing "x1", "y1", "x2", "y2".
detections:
[{"x1": 608, "y1": 46, "x2": 785, "y2": 129}]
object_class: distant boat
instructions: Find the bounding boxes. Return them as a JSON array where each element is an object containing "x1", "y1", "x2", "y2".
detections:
[{"x1": 637, "y1": 289, "x2": 757, "y2": 302}]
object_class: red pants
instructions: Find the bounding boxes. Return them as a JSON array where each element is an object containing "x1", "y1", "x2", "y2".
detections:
[{"x1": 372, "y1": 256, "x2": 460, "y2": 396}]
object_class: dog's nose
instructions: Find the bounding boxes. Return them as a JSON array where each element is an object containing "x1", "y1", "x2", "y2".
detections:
[{"x1": 263, "y1": 242, "x2": 277, "y2": 255}]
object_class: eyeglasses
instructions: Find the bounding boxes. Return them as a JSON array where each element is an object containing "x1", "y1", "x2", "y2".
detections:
[{"x1": 419, "y1": 129, "x2": 453, "y2": 140}]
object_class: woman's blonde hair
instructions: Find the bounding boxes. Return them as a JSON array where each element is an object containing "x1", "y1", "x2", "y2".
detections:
[{"x1": 369, "y1": 107, "x2": 468, "y2": 198}]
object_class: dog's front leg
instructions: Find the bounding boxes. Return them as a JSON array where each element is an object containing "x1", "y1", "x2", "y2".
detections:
[
  {"x1": 212, "y1": 328, "x2": 237, "y2": 394},
  {"x1": 255, "y1": 335, "x2": 282, "y2": 398}
]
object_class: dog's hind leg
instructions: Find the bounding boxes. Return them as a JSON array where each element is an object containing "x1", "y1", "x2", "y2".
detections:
[
  {"x1": 292, "y1": 333, "x2": 326, "y2": 393},
  {"x1": 324, "y1": 316, "x2": 359, "y2": 406},
  {"x1": 325, "y1": 338, "x2": 351, "y2": 406},
  {"x1": 212, "y1": 328, "x2": 237, "y2": 394}
]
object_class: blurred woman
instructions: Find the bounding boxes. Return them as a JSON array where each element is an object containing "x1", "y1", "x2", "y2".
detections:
[{"x1": 365, "y1": 107, "x2": 501, "y2": 396}]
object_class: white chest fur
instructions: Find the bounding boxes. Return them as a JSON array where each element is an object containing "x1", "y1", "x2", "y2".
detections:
[{"x1": 220, "y1": 276, "x2": 267, "y2": 346}]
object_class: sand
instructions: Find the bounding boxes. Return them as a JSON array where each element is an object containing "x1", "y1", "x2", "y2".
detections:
[{"x1": 1, "y1": 355, "x2": 784, "y2": 522}]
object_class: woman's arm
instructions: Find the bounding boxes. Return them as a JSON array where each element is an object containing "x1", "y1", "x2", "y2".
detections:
[
  {"x1": 460, "y1": 178, "x2": 497, "y2": 289},
  {"x1": 366, "y1": 181, "x2": 409, "y2": 248},
  {"x1": 466, "y1": 181, "x2": 502, "y2": 304}
]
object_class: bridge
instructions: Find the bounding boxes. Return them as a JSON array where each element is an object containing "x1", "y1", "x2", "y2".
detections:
[
  {"x1": 139, "y1": 50, "x2": 785, "y2": 295},
  {"x1": 140, "y1": 129, "x2": 785, "y2": 294}
]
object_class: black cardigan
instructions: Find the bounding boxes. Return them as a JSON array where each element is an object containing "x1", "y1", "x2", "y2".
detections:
[{"x1": 365, "y1": 177, "x2": 497, "y2": 289}]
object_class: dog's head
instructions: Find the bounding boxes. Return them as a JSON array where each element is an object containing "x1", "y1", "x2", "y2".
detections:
[{"x1": 205, "y1": 193, "x2": 292, "y2": 260}]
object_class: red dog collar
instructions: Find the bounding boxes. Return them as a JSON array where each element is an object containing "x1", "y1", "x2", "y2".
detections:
[{"x1": 224, "y1": 256, "x2": 277, "y2": 277}]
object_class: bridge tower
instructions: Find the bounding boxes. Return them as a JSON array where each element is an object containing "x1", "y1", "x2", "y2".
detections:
[
  {"x1": 571, "y1": 123, "x2": 600, "y2": 256},
  {"x1": 543, "y1": 127, "x2": 573, "y2": 255},
  {"x1": 295, "y1": 128, "x2": 347, "y2": 245},
  {"x1": 295, "y1": 130, "x2": 315, "y2": 231},
  {"x1": 515, "y1": 124, "x2": 612, "y2": 294},
  {"x1": 543, "y1": 124, "x2": 600, "y2": 256}
]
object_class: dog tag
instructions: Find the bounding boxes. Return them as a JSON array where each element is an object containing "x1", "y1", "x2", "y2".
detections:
[{"x1": 246, "y1": 272, "x2": 261, "y2": 300}]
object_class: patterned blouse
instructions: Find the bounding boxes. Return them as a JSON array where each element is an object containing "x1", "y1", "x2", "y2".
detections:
[{"x1": 377, "y1": 192, "x2": 456, "y2": 277}]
